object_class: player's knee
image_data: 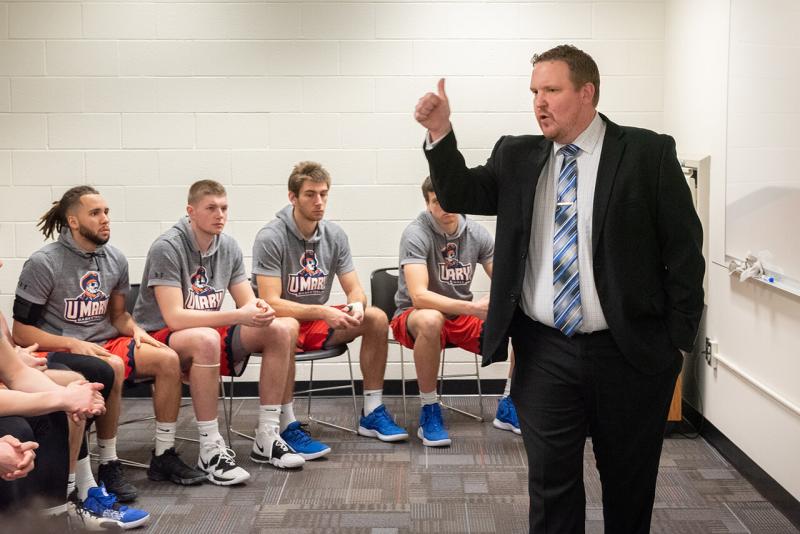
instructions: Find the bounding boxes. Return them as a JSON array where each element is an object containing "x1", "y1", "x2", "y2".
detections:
[
  {"x1": 156, "y1": 349, "x2": 182, "y2": 380},
  {"x1": 266, "y1": 317, "x2": 299, "y2": 348},
  {"x1": 413, "y1": 310, "x2": 446, "y2": 337},
  {"x1": 90, "y1": 359, "x2": 116, "y2": 400},
  {"x1": 190, "y1": 329, "x2": 222, "y2": 364},
  {"x1": 364, "y1": 306, "x2": 389, "y2": 331},
  {"x1": 6, "y1": 418, "x2": 35, "y2": 443},
  {"x1": 107, "y1": 355, "x2": 126, "y2": 383}
]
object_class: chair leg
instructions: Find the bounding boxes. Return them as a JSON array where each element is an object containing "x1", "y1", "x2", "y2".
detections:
[
  {"x1": 221, "y1": 375, "x2": 233, "y2": 445},
  {"x1": 474, "y1": 353, "x2": 484, "y2": 422},
  {"x1": 307, "y1": 350, "x2": 358, "y2": 435},
  {"x1": 347, "y1": 347, "x2": 358, "y2": 432},
  {"x1": 223, "y1": 372, "x2": 254, "y2": 442},
  {"x1": 88, "y1": 429, "x2": 150, "y2": 469},
  {"x1": 438, "y1": 347, "x2": 446, "y2": 402},
  {"x1": 438, "y1": 347, "x2": 484, "y2": 422},
  {"x1": 400, "y1": 345, "x2": 407, "y2": 426},
  {"x1": 93, "y1": 455, "x2": 150, "y2": 470},
  {"x1": 307, "y1": 360, "x2": 314, "y2": 421}
]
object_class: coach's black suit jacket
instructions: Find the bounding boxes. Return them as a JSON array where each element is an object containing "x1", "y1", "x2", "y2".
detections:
[{"x1": 426, "y1": 114, "x2": 704, "y2": 375}]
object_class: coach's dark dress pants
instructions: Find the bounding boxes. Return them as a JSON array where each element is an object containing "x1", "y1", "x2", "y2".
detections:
[{"x1": 509, "y1": 309, "x2": 680, "y2": 534}]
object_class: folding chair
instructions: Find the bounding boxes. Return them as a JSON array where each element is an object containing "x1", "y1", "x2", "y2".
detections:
[
  {"x1": 370, "y1": 267, "x2": 484, "y2": 424},
  {"x1": 222, "y1": 343, "x2": 358, "y2": 441}
]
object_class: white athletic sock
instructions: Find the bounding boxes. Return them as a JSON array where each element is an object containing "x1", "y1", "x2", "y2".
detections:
[
  {"x1": 197, "y1": 419, "x2": 223, "y2": 454},
  {"x1": 280, "y1": 403, "x2": 296, "y2": 432},
  {"x1": 155, "y1": 421, "x2": 177, "y2": 456},
  {"x1": 420, "y1": 389, "x2": 438, "y2": 407},
  {"x1": 258, "y1": 405, "x2": 281, "y2": 435},
  {"x1": 503, "y1": 378, "x2": 512, "y2": 398},
  {"x1": 96, "y1": 437, "x2": 118, "y2": 464},
  {"x1": 76, "y1": 456, "x2": 97, "y2": 501},
  {"x1": 363, "y1": 389, "x2": 383, "y2": 416},
  {"x1": 66, "y1": 473, "x2": 76, "y2": 499}
]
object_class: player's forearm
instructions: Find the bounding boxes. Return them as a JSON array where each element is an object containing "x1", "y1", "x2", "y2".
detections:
[
  {"x1": 110, "y1": 312, "x2": 136, "y2": 337},
  {"x1": 162, "y1": 307, "x2": 243, "y2": 331},
  {"x1": 268, "y1": 298, "x2": 330, "y2": 322},
  {"x1": 345, "y1": 289, "x2": 367, "y2": 307},
  {"x1": 0, "y1": 312, "x2": 12, "y2": 343},
  {"x1": 0, "y1": 389, "x2": 63, "y2": 416},
  {"x1": 0, "y1": 338, "x2": 60, "y2": 393},
  {"x1": 12, "y1": 321, "x2": 73, "y2": 352},
  {"x1": 410, "y1": 290, "x2": 476, "y2": 317},
  {"x1": 4, "y1": 364, "x2": 62, "y2": 394}
]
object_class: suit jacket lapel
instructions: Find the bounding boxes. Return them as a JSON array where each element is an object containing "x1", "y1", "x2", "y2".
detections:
[
  {"x1": 593, "y1": 115, "x2": 626, "y2": 255},
  {"x1": 521, "y1": 137, "x2": 552, "y2": 238}
]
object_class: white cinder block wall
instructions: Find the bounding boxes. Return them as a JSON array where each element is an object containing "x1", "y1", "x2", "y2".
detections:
[{"x1": 0, "y1": 0, "x2": 666, "y2": 384}]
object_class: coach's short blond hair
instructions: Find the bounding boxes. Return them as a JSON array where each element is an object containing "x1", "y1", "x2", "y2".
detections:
[{"x1": 188, "y1": 179, "x2": 226, "y2": 205}]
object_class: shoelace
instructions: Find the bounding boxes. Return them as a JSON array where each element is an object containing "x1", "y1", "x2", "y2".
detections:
[
  {"x1": 163, "y1": 449, "x2": 193, "y2": 472},
  {"x1": 68, "y1": 500, "x2": 89, "y2": 527},
  {"x1": 214, "y1": 446, "x2": 238, "y2": 468},
  {"x1": 287, "y1": 423, "x2": 314, "y2": 445},
  {"x1": 425, "y1": 407, "x2": 445, "y2": 431},
  {"x1": 501, "y1": 400, "x2": 520, "y2": 426},
  {"x1": 373, "y1": 408, "x2": 396, "y2": 426},
  {"x1": 94, "y1": 489, "x2": 121, "y2": 510},
  {"x1": 427, "y1": 419, "x2": 444, "y2": 431}
]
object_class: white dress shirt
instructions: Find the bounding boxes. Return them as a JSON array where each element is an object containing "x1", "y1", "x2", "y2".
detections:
[{"x1": 521, "y1": 112, "x2": 609, "y2": 332}]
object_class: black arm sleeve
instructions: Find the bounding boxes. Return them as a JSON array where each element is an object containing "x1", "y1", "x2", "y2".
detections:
[{"x1": 13, "y1": 295, "x2": 46, "y2": 326}]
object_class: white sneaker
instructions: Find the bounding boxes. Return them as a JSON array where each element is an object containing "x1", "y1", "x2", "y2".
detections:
[
  {"x1": 250, "y1": 428, "x2": 305, "y2": 469},
  {"x1": 197, "y1": 440, "x2": 251, "y2": 486}
]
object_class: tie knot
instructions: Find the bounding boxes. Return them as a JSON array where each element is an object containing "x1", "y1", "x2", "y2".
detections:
[{"x1": 559, "y1": 144, "x2": 579, "y2": 159}]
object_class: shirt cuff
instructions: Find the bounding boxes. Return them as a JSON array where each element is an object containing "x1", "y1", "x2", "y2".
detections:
[{"x1": 424, "y1": 131, "x2": 449, "y2": 150}]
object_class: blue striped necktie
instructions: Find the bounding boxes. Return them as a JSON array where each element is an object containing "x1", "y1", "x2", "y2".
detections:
[{"x1": 553, "y1": 143, "x2": 582, "y2": 336}]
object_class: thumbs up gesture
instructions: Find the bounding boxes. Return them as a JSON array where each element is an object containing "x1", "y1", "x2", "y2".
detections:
[{"x1": 414, "y1": 78, "x2": 452, "y2": 142}]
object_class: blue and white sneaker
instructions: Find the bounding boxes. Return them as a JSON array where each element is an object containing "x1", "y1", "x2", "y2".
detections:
[
  {"x1": 493, "y1": 396, "x2": 522, "y2": 435},
  {"x1": 81, "y1": 484, "x2": 150, "y2": 530},
  {"x1": 280, "y1": 421, "x2": 331, "y2": 460},
  {"x1": 358, "y1": 404, "x2": 409, "y2": 442},
  {"x1": 417, "y1": 403, "x2": 451, "y2": 447}
]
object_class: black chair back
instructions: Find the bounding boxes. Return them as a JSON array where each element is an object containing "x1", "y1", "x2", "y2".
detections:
[
  {"x1": 370, "y1": 267, "x2": 399, "y2": 320},
  {"x1": 127, "y1": 284, "x2": 140, "y2": 315}
]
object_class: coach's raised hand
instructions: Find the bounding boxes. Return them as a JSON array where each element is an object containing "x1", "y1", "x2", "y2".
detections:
[{"x1": 415, "y1": 78, "x2": 452, "y2": 142}]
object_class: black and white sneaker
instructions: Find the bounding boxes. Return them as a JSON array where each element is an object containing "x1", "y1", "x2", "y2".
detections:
[
  {"x1": 250, "y1": 429, "x2": 305, "y2": 469},
  {"x1": 197, "y1": 441, "x2": 251, "y2": 486}
]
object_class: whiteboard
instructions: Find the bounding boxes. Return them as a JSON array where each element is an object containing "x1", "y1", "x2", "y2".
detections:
[{"x1": 726, "y1": 0, "x2": 800, "y2": 290}]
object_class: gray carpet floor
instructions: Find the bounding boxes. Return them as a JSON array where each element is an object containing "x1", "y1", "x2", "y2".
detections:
[{"x1": 106, "y1": 397, "x2": 797, "y2": 533}]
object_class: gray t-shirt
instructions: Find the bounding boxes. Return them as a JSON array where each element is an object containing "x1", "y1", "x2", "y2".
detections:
[
  {"x1": 133, "y1": 216, "x2": 247, "y2": 332},
  {"x1": 251, "y1": 205, "x2": 354, "y2": 305},
  {"x1": 15, "y1": 229, "x2": 129, "y2": 344},
  {"x1": 395, "y1": 211, "x2": 494, "y2": 317}
]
